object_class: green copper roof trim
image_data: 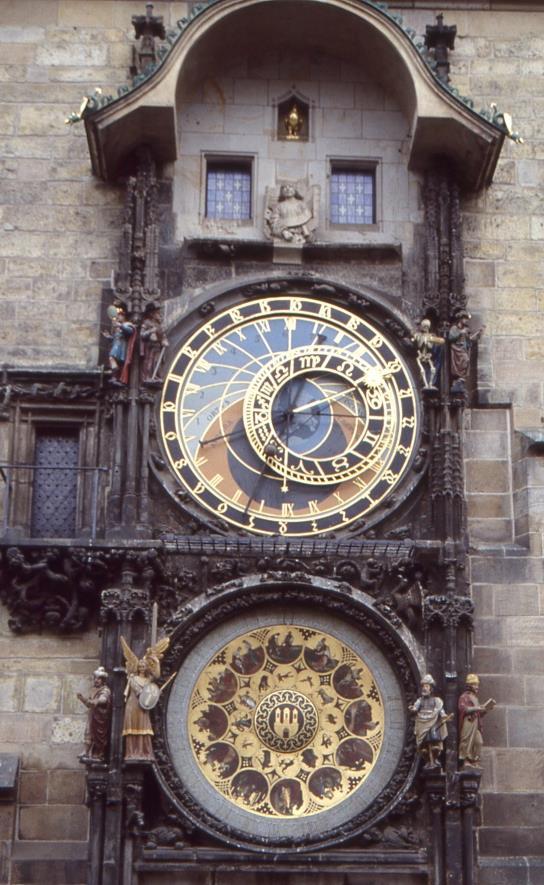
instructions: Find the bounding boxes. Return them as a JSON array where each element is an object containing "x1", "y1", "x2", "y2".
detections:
[{"x1": 74, "y1": 0, "x2": 520, "y2": 142}]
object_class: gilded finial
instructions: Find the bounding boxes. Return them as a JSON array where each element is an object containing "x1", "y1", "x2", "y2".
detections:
[
  {"x1": 65, "y1": 88, "x2": 103, "y2": 125},
  {"x1": 490, "y1": 103, "x2": 524, "y2": 144}
]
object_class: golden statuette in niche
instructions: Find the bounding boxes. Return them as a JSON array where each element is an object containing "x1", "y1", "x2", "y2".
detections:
[{"x1": 188, "y1": 626, "x2": 385, "y2": 818}]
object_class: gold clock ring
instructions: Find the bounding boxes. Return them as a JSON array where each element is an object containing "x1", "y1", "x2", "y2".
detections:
[{"x1": 243, "y1": 346, "x2": 384, "y2": 485}]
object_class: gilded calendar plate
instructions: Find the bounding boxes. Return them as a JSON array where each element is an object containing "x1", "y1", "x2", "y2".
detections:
[{"x1": 188, "y1": 626, "x2": 385, "y2": 818}]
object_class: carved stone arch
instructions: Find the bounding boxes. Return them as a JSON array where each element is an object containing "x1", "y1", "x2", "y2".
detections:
[
  {"x1": 162, "y1": 271, "x2": 415, "y2": 351},
  {"x1": 84, "y1": 0, "x2": 504, "y2": 189},
  {"x1": 152, "y1": 577, "x2": 423, "y2": 851}
]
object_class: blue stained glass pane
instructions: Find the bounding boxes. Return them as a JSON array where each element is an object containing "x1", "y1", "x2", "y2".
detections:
[
  {"x1": 330, "y1": 170, "x2": 375, "y2": 224},
  {"x1": 206, "y1": 165, "x2": 252, "y2": 220}
]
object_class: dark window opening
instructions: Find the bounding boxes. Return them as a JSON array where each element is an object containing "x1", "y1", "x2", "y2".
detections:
[
  {"x1": 205, "y1": 161, "x2": 252, "y2": 221},
  {"x1": 330, "y1": 167, "x2": 375, "y2": 225},
  {"x1": 30, "y1": 429, "x2": 80, "y2": 538}
]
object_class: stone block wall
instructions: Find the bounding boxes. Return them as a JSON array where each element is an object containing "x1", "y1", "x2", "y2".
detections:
[
  {"x1": 0, "y1": 605, "x2": 99, "y2": 883},
  {"x1": 464, "y1": 408, "x2": 514, "y2": 546},
  {"x1": 0, "y1": 1, "x2": 191, "y2": 368},
  {"x1": 399, "y1": 4, "x2": 544, "y2": 873},
  {"x1": 471, "y1": 547, "x2": 544, "y2": 880}
]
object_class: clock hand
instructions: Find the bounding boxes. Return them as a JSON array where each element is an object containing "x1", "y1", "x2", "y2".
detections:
[
  {"x1": 242, "y1": 440, "x2": 282, "y2": 515},
  {"x1": 200, "y1": 412, "x2": 288, "y2": 446},
  {"x1": 294, "y1": 411, "x2": 361, "y2": 418},
  {"x1": 290, "y1": 386, "x2": 357, "y2": 414}
]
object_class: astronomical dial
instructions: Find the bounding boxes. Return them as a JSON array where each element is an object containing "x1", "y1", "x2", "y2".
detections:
[{"x1": 160, "y1": 295, "x2": 419, "y2": 536}]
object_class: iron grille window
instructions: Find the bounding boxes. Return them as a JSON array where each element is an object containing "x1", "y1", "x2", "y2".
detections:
[
  {"x1": 330, "y1": 167, "x2": 375, "y2": 225},
  {"x1": 205, "y1": 162, "x2": 252, "y2": 221},
  {"x1": 30, "y1": 429, "x2": 79, "y2": 538}
]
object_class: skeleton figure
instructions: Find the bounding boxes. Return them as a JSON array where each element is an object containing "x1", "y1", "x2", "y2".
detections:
[{"x1": 412, "y1": 318, "x2": 444, "y2": 390}]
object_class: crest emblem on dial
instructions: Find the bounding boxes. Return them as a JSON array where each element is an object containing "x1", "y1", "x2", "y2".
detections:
[
  {"x1": 160, "y1": 295, "x2": 419, "y2": 536},
  {"x1": 254, "y1": 689, "x2": 319, "y2": 753}
]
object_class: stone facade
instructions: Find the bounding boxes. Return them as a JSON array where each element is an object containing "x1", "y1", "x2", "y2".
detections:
[{"x1": 1, "y1": 2, "x2": 544, "y2": 884}]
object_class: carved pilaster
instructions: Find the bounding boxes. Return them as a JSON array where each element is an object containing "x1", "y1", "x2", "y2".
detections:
[
  {"x1": 423, "y1": 769, "x2": 447, "y2": 885},
  {"x1": 99, "y1": 561, "x2": 151, "y2": 885},
  {"x1": 114, "y1": 151, "x2": 161, "y2": 324},
  {"x1": 86, "y1": 769, "x2": 109, "y2": 885},
  {"x1": 459, "y1": 769, "x2": 481, "y2": 885},
  {"x1": 105, "y1": 151, "x2": 162, "y2": 536},
  {"x1": 424, "y1": 14, "x2": 457, "y2": 85},
  {"x1": 429, "y1": 429, "x2": 465, "y2": 540},
  {"x1": 130, "y1": 3, "x2": 166, "y2": 77},
  {"x1": 423, "y1": 168, "x2": 466, "y2": 325}
]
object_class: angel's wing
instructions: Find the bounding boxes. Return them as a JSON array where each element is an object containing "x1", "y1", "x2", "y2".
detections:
[
  {"x1": 147, "y1": 636, "x2": 170, "y2": 660},
  {"x1": 143, "y1": 636, "x2": 170, "y2": 679},
  {"x1": 120, "y1": 635, "x2": 139, "y2": 675}
]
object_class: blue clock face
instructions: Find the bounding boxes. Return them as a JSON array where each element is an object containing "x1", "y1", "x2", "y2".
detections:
[{"x1": 160, "y1": 295, "x2": 419, "y2": 536}]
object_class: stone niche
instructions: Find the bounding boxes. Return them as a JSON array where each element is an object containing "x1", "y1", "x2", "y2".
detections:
[{"x1": 173, "y1": 4, "x2": 416, "y2": 250}]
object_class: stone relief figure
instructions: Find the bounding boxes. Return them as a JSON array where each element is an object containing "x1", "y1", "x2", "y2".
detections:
[
  {"x1": 409, "y1": 674, "x2": 452, "y2": 769},
  {"x1": 264, "y1": 182, "x2": 319, "y2": 245},
  {"x1": 77, "y1": 666, "x2": 112, "y2": 762},
  {"x1": 120, "y1": 635, "x2": 170, "y2": 760},
  {"x1": 140, "y1": 303, "x2": 169, "y2": 384},
  {"x1": 447, "y1": 310, "x2": 485, "y2": 393},
  {"x1": 103, "y1": 303, "x2": 137, "y2": 386},
  {"x1": 458, "y1": 673, "x2": 496, "y2": 768},
  {"x1": 412, "y1": 318, "x2": 445, "y2": 390}
]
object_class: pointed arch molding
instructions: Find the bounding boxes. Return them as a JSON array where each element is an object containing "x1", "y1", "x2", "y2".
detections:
[{"x1": 84, "y1": 0, "x2": 504, "y2": 190}]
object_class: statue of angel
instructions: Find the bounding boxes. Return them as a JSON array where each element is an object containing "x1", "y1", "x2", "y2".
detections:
[{"x1": 120, "y1": 635, "x2": 170, "y2": 760}]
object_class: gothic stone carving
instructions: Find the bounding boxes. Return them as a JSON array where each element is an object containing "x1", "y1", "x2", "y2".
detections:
[
  {"x1": 264, "y1": 182, "x2": 319, "y2": 244},
  {"x1": 423, "y1": 594, "x2": 474, "y2": 628},
  {"x1": 0, "y1": 547, "x2": 111, "y2": 634}
]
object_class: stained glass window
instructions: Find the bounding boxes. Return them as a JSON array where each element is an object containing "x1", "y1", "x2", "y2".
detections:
[
  {"x1": 206, "y1": 163, "x2": 252, "y2": 221},
  {"x1": 30, "y1": 430, "x2": 79, "y2": 538},
  {"x1": 330, "y1": 168, "x2": 375, "y2": 225}
]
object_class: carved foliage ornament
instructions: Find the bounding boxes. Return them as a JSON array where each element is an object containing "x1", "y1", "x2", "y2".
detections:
[
  {"x1": 423, "y1": 594, "x2": 474, "y2": 628},
  {"x1": 0, "y1": 546, "x2": 174, "y2": 634}
]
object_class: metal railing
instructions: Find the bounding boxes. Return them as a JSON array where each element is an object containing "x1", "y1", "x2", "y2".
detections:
[
  {"x1": 0, "y1": 463, "x2": 109, "y2": 541},
  {"x1": 159, "y1": 533, "x2": 416, "y2": 559}
]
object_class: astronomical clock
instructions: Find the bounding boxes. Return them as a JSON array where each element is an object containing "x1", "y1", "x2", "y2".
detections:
[
  {"x1": 148, "y1": 283, "x2": 426, "y2": 850},
  {"x1": 158, "y1": 292, "x2": 420, "y2": 537}
]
